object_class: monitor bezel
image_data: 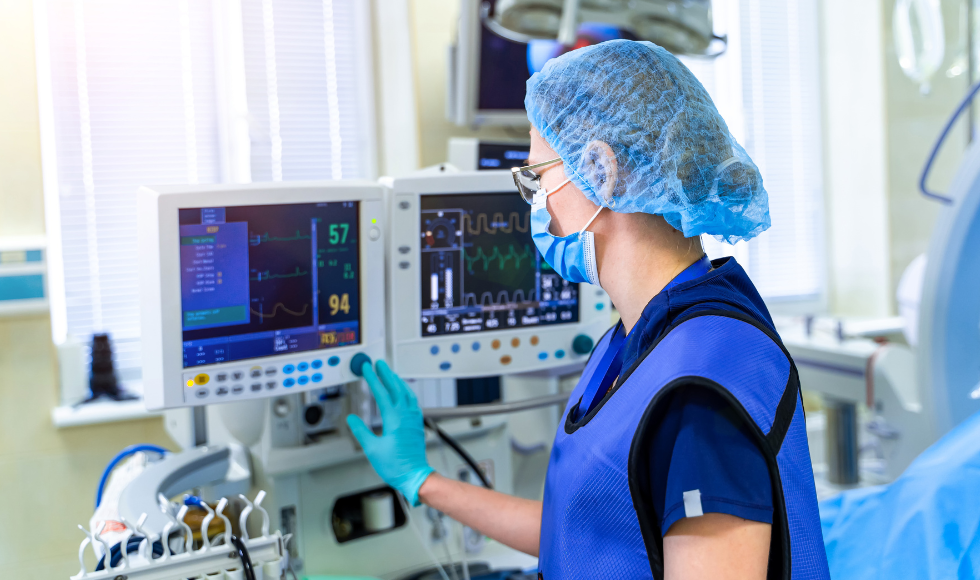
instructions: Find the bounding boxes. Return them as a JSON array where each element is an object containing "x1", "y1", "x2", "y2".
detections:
[
  {"x1": 139, "y1": 181, "x2": 387, "y2": 410},
  {"x1": 386, "y1": 171, "x2": 611, "y2": 379}
]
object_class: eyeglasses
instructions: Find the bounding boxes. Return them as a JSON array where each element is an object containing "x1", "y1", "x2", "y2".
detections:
[{"x1": 511, "y1": 157, "x2": 563, "y2": 204}]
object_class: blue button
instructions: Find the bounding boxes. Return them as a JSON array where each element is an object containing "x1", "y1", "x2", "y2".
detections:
[
  {"x1": 312, "y1": 373, "x2": 323, "y2": 383},
  {"x1": 430, "y1": 345, "x2": 439, "y2": 355},
  {"x1": 555, "y1": 350, "x2": 566, "y2": 359},
  {"x1": 311, "y1": 359, "x2": 323, "y2": 369},
  {"x1": 538, "y1": 352, "x2": 548, "y2": 360},
  {"x1": 596, "y1": 303, "x2": 605, "y2": 310},
  {"x1": 451, "y1": 343, "x2": 460, "y2": 353},
  {"x1": 472, "y1": 342, "x2": 480, "y2": 351},
  {"x1": 297, "y1": 362, "x2": 309, "y2": 372},
  {"x1": 283, "y1": 378, "x2": 296, "y2": 387},
  {"x1": 328, "y1": 356, "x2": 340, "y2": 367},
  {"x1": 298, "y1": 375, "x2": 309, "y2": 385},
  {"x1": 283, "y1": 364, "x2": 295, "y2": 374},
  {"x1": 439, "y1": 362, "x2": 451, "y2": 371}
]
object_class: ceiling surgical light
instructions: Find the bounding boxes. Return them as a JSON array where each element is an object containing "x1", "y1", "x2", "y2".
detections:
[{"x1": 483, "y1": 0, "x2": 726, "y2": 56}]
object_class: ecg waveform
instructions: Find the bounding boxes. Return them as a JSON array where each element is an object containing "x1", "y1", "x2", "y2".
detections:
[
  {"x1": 462, "y1": 288, "x2": 539, "y2": 307},
  {"x1": 250, "y1": 302, "x2": 310, "y2": 318},
  {"x1": 250, "y1": 267, "x2": 309, "y2": 281},
  {"x1": 464, "y1": 245, "x2": 534, "y2": 271},
  {"x1": 460, "y1": 211, "x2": 529, "y2": 235},
  {"x1": 250, "y1": 230, "x2": 312, "y2": 246}
]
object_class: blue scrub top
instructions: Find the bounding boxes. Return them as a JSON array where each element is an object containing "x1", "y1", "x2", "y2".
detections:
[{"x1": 583, "y1": 255, "x2": 775, "y2": 535}]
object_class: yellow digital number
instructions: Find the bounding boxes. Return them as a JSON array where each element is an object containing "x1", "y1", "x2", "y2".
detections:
[
  {"x1": 321, "y1": 332, "x2": 337, "y2": 346},
  {"x1": 328, "y1": 293, "x2": 350, "y2": 316}
]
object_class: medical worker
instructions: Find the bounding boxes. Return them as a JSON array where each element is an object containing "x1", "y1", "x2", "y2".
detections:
[{"x1": 348, "y1": 40, "x2": 829, "y2": 579}]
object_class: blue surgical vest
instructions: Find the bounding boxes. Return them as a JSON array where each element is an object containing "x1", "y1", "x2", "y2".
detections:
[{"x1": 538, "y1": 257, "x2": 829, "y2": 580}]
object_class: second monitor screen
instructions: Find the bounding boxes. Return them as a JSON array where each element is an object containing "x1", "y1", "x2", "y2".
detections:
[{"x1": 420, "y1": 192, "x2": 579, "y2": 336}]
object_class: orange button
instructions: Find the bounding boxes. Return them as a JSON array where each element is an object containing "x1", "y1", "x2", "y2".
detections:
[
  {"x1": 511, "y1": 337, "x2": 521, "y2": 348},
  {"x1": 530, "y1": 335, "x2": 539, "y2": 346},
  {"x1": 491, "y1": 339, "x2": 501, "y2": 350},
  {"x1": 500, "y1": 355, "x2": 512, "y2": 365},
  {"x1": 194, "y1": 373, "x2": 210, "y2": 385}
]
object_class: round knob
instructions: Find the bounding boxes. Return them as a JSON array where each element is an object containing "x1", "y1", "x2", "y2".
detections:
[
  {"x1": 350, "y1": 353, "x2": 372, "y2": 376},
  {"x1": 304, "y1": 404, "x2": 324, "y2": 426},
  {"x1": 572, "y1": 334, "x2": 594, "y2": 355}
]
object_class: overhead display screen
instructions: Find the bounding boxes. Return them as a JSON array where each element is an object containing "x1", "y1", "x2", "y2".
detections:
[
  {"x1": 179, "y1": 202, "x2": 360, "y2": 368},
  {"x1": 420, "y1": 192, "x2": 578, "y2": 336}
]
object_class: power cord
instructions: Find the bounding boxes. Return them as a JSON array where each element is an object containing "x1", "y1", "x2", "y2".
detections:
[
  {"x1": 229, "y1": 534, "x2": 257, "y2": 580},
  {"x1": 423, "y1": 418, "x2": 493, "y2": 489}
]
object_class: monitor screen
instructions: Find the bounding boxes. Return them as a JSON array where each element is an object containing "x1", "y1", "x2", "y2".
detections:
[
  {"x1": 420, "y1": 192, "x2": 578, "y2": 336},
  {"x1": 477, "y1": 142, "x2": 530, "y2": 170},
  {"x1": 179, "y1": 202, "x2": 360, "y2": 368}
]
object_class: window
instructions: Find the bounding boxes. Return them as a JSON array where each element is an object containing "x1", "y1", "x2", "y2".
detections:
[
  {"x1": 682, "y1": 0, "x2": 825, "y2": 308},
  {"x1": 35, "y1": 0, "x2": 376, "y2": 382}
]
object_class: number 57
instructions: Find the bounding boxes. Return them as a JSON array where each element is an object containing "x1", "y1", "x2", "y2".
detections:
[{"x1": 328, "y1": 223, "x2": 349, "y2": 244}]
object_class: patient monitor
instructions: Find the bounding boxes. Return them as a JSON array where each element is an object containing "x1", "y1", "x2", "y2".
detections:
[
  {"x1": 386, "y1": 171, "x2": 611, "y2": 378},
  {"x1": 138, "y1": 182, "x2": 386, "y2": 410}
]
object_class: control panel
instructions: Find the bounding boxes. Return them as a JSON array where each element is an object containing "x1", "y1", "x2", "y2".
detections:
[{"x1": 181, "y1": 354, "x2": 355, "y2": 405}]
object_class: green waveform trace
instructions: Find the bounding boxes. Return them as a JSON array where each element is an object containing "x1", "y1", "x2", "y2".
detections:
[
  {"x1": 251, "y1": 266, "x2": 309, "y2": 281},
  {"x1": 252, "y1": 230, "x2": 311, "y2": 244},
  {"x1": 464, "y1": 244, "x2": 534, "y2": 272}
]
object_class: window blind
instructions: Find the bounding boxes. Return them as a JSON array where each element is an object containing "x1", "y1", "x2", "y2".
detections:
[
  {"x1": 240, "y1": 0, "x2": 376, "y2": 181},
  {"x1": 37, "y1": 0, "x2": 376, "y2": 379},
  {"x1": 38, "y1": 0, "x2": 223, "y2": 377},
  {"x1": 682, "y1": 0, "x2": 825, "y2": 304}
]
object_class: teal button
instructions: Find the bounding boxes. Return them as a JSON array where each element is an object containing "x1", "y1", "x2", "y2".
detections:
[
  {"x1": 311, "y1": 359, "x2": 323, "y2": 369},
  {"x1": 555, "y1": 350, "x2": 566, "y2": 359},
  {"x1": 596, "y1": 303, "x2": 605, "y2": 310},
  {"x1": 328, "y1": 356, "x2": 340, "y2": 367},
  {"x1": 312, "y1": 373, "x2": 323, "y2": 383}
]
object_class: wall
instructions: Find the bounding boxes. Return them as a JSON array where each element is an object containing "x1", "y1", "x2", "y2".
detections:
[
  {"x1": 819, "y1": 0, "x2": 891, "y2": 317},
  {"x1": 819, "y1": 0, "x2": 967, "y2": 317},
  {"x1": 881, "y1": 0, "x2": 969, "y2": 297},
  {"x1": 0, "y1": 1, "x2": 176, "y2": 577}
]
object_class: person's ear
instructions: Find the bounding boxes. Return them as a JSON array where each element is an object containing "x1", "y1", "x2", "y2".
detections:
[{"x1": 582, "y1": 141, "x2": 618, "y2": 203}]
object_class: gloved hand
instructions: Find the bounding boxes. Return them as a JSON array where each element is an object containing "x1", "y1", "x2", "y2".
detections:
[{"x1": 346, "y1": 360, "x2": 434, "y2": 506}]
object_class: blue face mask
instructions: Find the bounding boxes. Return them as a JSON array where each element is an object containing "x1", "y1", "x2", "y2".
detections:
[{"x1": 530, "y1": 179, "x2": 604, "y2": 286}]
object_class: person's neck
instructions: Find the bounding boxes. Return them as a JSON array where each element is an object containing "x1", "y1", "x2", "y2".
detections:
[{"x1": 595, "y1": 218, "x2": 703, "y2": 335}]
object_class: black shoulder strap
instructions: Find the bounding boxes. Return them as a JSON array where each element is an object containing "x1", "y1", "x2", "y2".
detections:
[{"x1": 619, "y1": 307, "x2": 802, "y2": 450}]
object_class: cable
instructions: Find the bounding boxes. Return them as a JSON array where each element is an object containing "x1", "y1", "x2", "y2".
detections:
[
  {"x1": 230, "y1": 534, "x2": 257, "y2": 580},
  {"x1": 423, "y1": 418, "x2": 492, "y2": 489},
  {"x1": 398, "y1": 492, "x2": 453, "y2": 580},
  {"x1": 95, "y1": 444, "x2": 169, "y2": 508}
]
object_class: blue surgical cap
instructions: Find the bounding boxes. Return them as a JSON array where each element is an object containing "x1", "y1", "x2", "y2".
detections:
[{"x1": 525, "y1": 40, "x2": 770, "y2": 243}]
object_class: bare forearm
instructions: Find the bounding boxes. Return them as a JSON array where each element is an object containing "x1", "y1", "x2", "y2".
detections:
[{"x1": 418, "y1": 473, "x2": 542, "y2": 556}]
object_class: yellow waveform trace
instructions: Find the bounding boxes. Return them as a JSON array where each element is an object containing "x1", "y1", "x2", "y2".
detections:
[
  {"x1": 250, "y1": 303, "x2": 310, "y2": 319},
  {"x1": 461, "y1": 211, "x2": 529, "y2": 235}
]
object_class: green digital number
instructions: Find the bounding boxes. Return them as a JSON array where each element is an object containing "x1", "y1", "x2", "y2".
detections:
[{"x1": 328, "y1": 223, "x2": 350, "y2": 245}]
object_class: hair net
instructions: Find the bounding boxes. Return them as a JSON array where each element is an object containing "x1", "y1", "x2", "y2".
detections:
[{"x1": 525, "y1": 39, "x2": 770, "y2": 243}]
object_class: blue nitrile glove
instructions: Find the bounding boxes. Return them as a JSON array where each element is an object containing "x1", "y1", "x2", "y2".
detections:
[{"x1": 346, "y1": 360, "x2": 434, "y2": 506}]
